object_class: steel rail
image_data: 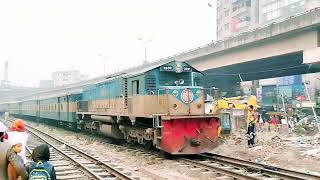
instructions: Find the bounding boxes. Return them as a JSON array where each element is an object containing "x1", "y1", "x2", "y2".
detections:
[
  {"x1": 200, "y1": 153, "x2": 320, "y2": 180},
  {"x1": 180, "y1": 157, "x2": 260, "y2": 180},
  {"x1": 25, "y1": 124, "x2": 133, "y2": 180}
]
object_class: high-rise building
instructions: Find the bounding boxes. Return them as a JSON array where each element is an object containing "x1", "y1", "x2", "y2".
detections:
[
  {"x1": 216, "y1": 0, "x2": 320, "y2": 40},
  {"x1": 217, "y1": 0, "x2": 259, "y2": 40},
  {"x1": 259, "y1": 0, "x2": 314, "y2": 25}
]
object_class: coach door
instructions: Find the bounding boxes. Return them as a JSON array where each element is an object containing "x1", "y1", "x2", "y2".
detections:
[
  {"x1": 58, "y1": 97, "x2": 61, "y2": 122},
  {"x1": 36, "y1": 100, "x2": 40, "y2": 122}
]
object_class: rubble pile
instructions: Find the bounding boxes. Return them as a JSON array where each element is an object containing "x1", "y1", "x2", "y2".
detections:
[{"x1": 212, "y1": 131, "x2": 320, "y2": 173}]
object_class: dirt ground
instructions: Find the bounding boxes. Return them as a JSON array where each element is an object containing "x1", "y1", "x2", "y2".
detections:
[{"x1": 211, "y1": 127, "x2": 320, "y2": 175}]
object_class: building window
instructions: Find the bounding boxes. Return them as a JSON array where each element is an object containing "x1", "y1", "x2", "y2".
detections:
[
  {"x1": 224, "y1": 10, "x2": 229, "y2": 16},
  {"x1": 224, "y1": 23, "x2": 229, "y2": 30}
]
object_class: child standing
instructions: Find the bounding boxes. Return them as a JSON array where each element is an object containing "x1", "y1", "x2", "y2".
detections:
[{"x1": 29, "y1": 144, "x2": 56, "y2": 180}]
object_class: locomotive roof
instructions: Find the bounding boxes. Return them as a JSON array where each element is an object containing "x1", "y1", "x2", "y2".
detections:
[
  {"x1": 125, "y1": 60, "x2": 201, "y2": 77},
  {"x1": 16, "y1": 59, "x2": 200, "y2": 101}
]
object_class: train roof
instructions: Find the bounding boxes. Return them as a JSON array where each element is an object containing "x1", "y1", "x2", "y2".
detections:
[{"x1": 15, "y1": 59, "x2": 201, "y2": 101}]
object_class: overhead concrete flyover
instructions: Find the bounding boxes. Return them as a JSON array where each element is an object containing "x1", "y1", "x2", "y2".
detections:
[{"x1": 172, "y1": 8, "x2": 320, "y2": 91}]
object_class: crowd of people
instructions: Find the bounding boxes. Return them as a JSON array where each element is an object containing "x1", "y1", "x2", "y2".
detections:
[
  {"x1": 0, "y1": 118, "x2": 56, "y2": 180},
  {"x1": 245, "y1": 106, "x2": 297, "y2": 148}
]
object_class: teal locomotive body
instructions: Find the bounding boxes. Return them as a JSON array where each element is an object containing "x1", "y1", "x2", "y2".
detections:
[{"x1": 1, "y1": 60, "x2": 229, "y2": 155}]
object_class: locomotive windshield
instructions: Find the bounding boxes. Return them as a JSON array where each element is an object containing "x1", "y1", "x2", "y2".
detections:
[
  {"x1": 159, "y1": 71, "x2": 202, "y2": 86},
  {"x1": 159, "y1": 62, "x2": 203, "y2": 87}
]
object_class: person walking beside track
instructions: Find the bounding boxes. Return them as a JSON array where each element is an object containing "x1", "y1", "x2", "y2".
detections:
[
  {"x1": 3, "y1": 119, "x2": 29, "y2": 165},
  {"x1": 247, "y1": 105, "x2": 258, "y2": 148}
]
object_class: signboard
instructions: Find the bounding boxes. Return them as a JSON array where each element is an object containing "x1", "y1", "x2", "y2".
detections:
[
  {"x1": 183, "y1": 66, "x2": 191, "y2": 72},
  {"x1": 160, "y1": 65, "x2": 192, "y2": 72},
  {"x1": 161, "y1": 65, "x2": 174, "y2": 71},
  {"x1": 278, "y1": 75, "x2": 302, "y2": 86},
  {"x1": 262, "y1": 85, "x2": 277, "y2": 106},
  {"x1": 292, "y1": 84, "x2": 305, "y2": 100},
  {"x1": 301, "y1": 101, "x2": 316, "y2": 107},
  {"x1": 278, "y1": 85, "x2": 292, "y2": 101}
]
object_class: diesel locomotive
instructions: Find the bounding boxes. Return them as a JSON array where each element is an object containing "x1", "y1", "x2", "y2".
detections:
[{"x1": 0, "y1": 60, "x2": 230, "y2": 155}]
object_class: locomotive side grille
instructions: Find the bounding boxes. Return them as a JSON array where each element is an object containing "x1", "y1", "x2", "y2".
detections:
[
  {"x1": 124, "y1": 78, "x2": 128, "y2": 108},
  {"x1": 145, "y1": 74, "x2": 156, "y2": 94},
  {"x1": 78, "y1": 101, "x2": 88, "y2": 112}
]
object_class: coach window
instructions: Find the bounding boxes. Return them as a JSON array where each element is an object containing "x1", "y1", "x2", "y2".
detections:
[{"x1": 132, "y1": 80, "x2": 139, "y2": 95}]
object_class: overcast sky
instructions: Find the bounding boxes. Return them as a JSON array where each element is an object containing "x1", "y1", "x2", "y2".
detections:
[{"x1": 0, "y1": 0, "x2": 216, "y2": 87}]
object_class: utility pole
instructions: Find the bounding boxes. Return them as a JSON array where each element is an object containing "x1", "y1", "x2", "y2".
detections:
[
  {"x1": 138, "y1": 37, "x2": 151, "y2": 64},
  {"x1": 303, "y1": 76, "x2": 320, "y2": 132},
  {"x1": 98, "y1": 54, "x2": 107, "y2": 75}
]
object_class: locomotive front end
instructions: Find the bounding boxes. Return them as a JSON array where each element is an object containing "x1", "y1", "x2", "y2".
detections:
[{"x1": 158, "y1": 86, "x2": 223, "y2": 154}]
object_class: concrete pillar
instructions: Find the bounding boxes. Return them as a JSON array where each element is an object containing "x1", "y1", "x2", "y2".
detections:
[{"x1": 251, "y1": 80, "x2": 259, "y2": 96}]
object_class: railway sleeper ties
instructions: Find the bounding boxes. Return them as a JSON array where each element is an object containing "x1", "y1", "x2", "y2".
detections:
[
  {"x1": 21, "y1": 123, "x2": 135, "y2": 180},
  {"x1": 199, "y1": 153, "x2": 320, "y2": 180},
  {"x1": 179, "y1": 158, "x2": 260, "y2": 180}
]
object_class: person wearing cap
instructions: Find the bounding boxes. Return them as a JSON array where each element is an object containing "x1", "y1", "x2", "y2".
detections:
[{"x1": 3, "y1": 119, "x2": 29, "y2": 165}]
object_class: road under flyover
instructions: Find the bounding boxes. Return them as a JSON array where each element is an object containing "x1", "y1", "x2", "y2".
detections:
[{"x1": 201, "y1": 51, "x2": 320, "y2": 96}]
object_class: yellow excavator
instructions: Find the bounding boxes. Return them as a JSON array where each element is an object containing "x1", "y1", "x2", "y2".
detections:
[
  {"x1": 209, "y1": 95, "x2": 257, "y2": 136},
  {"x1": 211, "y1": 95, "x2": 257, "y2": 114}
]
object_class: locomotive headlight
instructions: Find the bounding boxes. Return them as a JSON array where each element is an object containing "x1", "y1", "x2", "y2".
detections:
[
  {"x1": 176, "y1": 63, "x2": 182, "y2": 73},
  {"x1": 197, "y1": 103, "x2": 202, "y2": 109},
  {"x1": 173, "y1": 104, "x2": 178, "y2": 109},
  {"x1": 172, "y1": 90, "x2": 178, "y2": 97}
]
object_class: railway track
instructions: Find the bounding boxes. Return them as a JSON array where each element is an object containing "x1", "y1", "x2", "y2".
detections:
[
  {"x1": 27, "y1": 133, "x2": 92, "y2": 179},
  {"x1": 6, "y1": 120, "x2": 136, "y2": 180},
  {"x1": 9, "y1": 119, "x2": 320, "y2": 180},
  {"x1": 179, "y1": 153, "x2": 320, "y2": 180}
]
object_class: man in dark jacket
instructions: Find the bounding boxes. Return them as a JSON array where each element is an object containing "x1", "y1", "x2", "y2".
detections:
[
  {"x1": 28, "y1": 144, "x2": 56, "y2": 180},
  {"x1": 0, "y1": 141, "x2": 28, "y2": 180}
]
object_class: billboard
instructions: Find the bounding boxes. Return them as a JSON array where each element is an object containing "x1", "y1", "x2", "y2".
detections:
[
  {"x1": 278, "y1": 75, "x2": 302, "y2": 86},
  {"x1": 262, "y1": 85, "x2": 277, "y2": 106}
]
